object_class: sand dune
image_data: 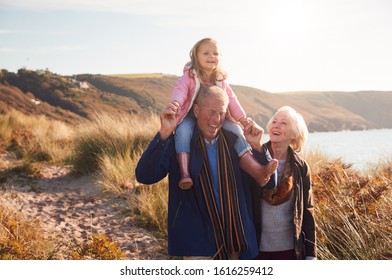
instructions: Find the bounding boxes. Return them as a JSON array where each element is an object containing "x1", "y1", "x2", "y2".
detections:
[{"x1": 0, "y1": 152, "x2": 167, "y2": 260}]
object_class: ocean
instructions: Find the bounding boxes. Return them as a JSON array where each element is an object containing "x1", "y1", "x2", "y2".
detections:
[
  {"x1": 264, "y1": 129, "x2": 392, "y2": 172},
  {"x1": 303, "y1": 128, "x2": 392, "y2": 172}
]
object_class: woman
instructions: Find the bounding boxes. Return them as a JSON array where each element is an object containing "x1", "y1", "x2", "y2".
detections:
[{"x1": 245, "y1": 106, "x2": 316, "y2": 260}]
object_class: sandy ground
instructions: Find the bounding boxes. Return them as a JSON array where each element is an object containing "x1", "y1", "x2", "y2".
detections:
[{"x1": 0, "y1": 152, "x2": 167, "y2": 259}]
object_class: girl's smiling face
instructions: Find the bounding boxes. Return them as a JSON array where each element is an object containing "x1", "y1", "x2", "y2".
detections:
[{"x1": 196, "y1": 41, "x2": 221, "y2": 74}]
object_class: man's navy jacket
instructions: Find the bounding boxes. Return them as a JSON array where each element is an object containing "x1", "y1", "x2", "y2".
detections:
[{"x1": 135, "y1": 128, "x2": 258, "y2": 259}]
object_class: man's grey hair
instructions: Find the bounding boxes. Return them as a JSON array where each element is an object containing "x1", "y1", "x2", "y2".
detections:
[{"x1": 195, "y1": 85, "x2": 229, "y2": 108}]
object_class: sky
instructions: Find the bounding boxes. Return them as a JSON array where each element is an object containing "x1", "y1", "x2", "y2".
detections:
[{"x1": 1, "y1": 0, "x2": 391, "y2": 93}]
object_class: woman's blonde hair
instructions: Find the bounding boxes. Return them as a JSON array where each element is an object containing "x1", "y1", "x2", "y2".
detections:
[
  {"x1": 266, "y1": 106, "x2": 309, "y2": 152},
  {"x1": 189, "y1": 38, "x2": 227, "y2": 83}
]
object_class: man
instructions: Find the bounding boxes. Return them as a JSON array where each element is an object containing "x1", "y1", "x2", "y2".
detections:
[{"x1": 135, "y1": 85, "x2": 258, "y2": 259}]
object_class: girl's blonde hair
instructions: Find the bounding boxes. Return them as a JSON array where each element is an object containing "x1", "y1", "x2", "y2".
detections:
[
  {"x1": 266, "y1": 106, "x2": 309, "y2": 153},
  {"x1": 189, "y1": 38, "x2": 227, "y2": 83}
]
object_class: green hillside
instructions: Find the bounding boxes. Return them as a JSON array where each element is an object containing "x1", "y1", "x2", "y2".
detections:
[{"x1": 1, "y1": 68, "x2": 391, "y2": 132}]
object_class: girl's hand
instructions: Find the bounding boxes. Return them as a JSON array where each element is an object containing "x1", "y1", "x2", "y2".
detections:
[
  {"x1": 239, "y1": 116, "x2": 251, "y2": 127},
  {"x1": 170, "y1": 101, "x2": 181, "y2": 118}
]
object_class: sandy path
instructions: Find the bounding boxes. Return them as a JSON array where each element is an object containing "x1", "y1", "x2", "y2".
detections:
[{"x1": 0, "y1": 153, "x2": 167, "y2": 259}]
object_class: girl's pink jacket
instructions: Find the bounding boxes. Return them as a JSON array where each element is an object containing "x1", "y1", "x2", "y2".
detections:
[{"x1": 170, "y1": 63, "x2": 246, "y2": 125}]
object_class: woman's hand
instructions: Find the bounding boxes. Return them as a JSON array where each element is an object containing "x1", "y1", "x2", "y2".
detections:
[{"x1": 243, "y1": 118, "x2": 264, "y2": 152}]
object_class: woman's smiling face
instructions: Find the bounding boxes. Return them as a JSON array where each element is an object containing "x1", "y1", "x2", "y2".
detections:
[{"x1": 268, "y1": 111, "x2": 293, "y2": 145}]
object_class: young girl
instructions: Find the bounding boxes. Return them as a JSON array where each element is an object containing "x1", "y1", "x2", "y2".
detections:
[{"x1": 169, "y1": 37, "x2": 277, "y2": 189}]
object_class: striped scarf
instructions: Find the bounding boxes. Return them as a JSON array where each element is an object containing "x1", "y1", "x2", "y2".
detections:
[{"x1": 198, "y1": 130, "x2": 247, "y2": 259}]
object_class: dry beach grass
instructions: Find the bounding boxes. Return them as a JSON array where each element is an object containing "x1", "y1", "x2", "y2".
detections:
[{"x1": 0, "y1": 110, "x2": 391, "y2": 260}]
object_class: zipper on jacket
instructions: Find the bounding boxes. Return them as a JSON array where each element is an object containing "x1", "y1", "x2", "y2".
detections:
[{"x1": 171, "y1": 201, "x2": 182, "y2": 229}]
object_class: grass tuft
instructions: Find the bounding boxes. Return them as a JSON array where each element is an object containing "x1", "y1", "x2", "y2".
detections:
[
  {"x1": 70, "y1": 234, "x2": 126, "y2": 260},
  {"x1": 0, "y1": 205, "x2": 60, "y2": 260},
  {"x1": 310, "y1": 157, "x2": 392, "y2": 259}
]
